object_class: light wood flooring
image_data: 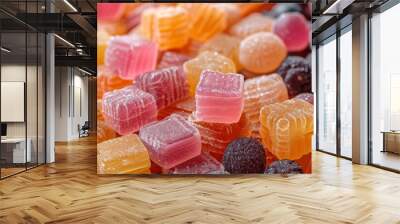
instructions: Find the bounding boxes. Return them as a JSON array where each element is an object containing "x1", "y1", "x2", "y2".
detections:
[{"x1": 0, "y1": 136, "x2": 400, "y2": 224}]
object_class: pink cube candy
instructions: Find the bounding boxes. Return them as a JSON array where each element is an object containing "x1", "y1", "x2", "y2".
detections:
[
  {"x1": 158, "y1": 52, "x2": 190, "y2": 69},
  {"x1": 105, "y1": 36, "x2": 158, "y2": 80},
  {"x1": 195, "y1": 70, "x2": 244, "y2": 124},
  {"x1": 273, "y1": 13, "x2": 310, "y2": 52},
  {"x1": 135, "y1": 66, "x2": 189, "y2": 110},
  {"x1": 102, "y1": 86, "x2": 157, "y2": 135},
  {"x1": 139, "y1": 114, "x2": 201, "y2": 169},
  {"x1": 165, "y1": 153, "x2": 225, "y2": 174},
  {"x1": 97, "y1": 3, "x2": 125, "y2": 22}
]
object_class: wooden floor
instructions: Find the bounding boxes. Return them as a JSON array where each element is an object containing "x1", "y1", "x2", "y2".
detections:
[{"x1": 1, "y1": 136, "x2": 400, "y2": 224}]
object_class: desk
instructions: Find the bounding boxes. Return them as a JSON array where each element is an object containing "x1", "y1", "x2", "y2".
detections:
[
  {"x1": 381, "y1": 131, "x2": 400, "y2": 154},
  {"x1": 1, "y1": 138, "x2": 31, "y2": 163}
]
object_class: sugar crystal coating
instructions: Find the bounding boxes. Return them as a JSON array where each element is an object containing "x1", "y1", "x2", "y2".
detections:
[
  {"x1": 135, "y1": 66, "x2": 189, "y2": 110},
  {"x1": 229, "y1": 13, "x2": 274, "y2": 39},
  {"x1": 195, "y1": 70, "x2": 244, "y2": 124},
  {"x1": 165, "y1": 153, "x2": 225, "y2": 174},
  {"x1": 295, "y1": 93, "x2": 313, "y2": 105},
  {"x1": 139, "y1": 114, "x2": 201, "y2": 169},
  {"x1": 223, "y1": 137, "x2": 266, "y2": 174},
  {"x1": 97, "y1": 134, "x2": 151, "y2": 174},
  {"x1": 102, "y1": 86, "x2": 157, "y2": 135},
  {"x1": 158, "y1": 52, "x2": 190, "y2": 69},
  {"x1": 97, "y1": 120, "x2": 117, "y2": 143},
  {"x1": 105, "y1": 36, "x2": 158, "y2": 80},
  {"x1": 265, "y1": 160, "x2": 303, "y2": 174},
  {"x1": 260, "y1": 98, "x2": 313, "y2": 160},
  {"x1": 183, "y1": 51, "x2": 236, "y2": 96},
  {"x1": 239, "y1": 32, "x2": 287, "y2": 74}
]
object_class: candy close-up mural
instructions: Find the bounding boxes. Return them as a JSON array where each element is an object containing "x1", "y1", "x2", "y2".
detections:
[{"x1": 97, "y1": 3, "x2": 313, "y2": 175}]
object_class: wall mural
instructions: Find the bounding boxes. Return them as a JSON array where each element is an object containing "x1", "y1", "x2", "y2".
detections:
[{"x1": 97, "y1": 3, "x2": 313, "y2": 175}]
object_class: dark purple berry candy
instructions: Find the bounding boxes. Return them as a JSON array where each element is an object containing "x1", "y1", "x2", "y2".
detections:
[
  {"x1": 277, "y1": 56, "x2": 310, "y2": 80},
  {"x1": 265, "y1": 160, "x2": 303, "y2": 175},
  {"x1": 295, "y1": 93, "x2": 314, "y2": 105},
  {"x1": 284, "y1": 67, "x2": 311, "y2": 98},
  {"x1": 223, "y1": 138, "x2": 266, "y2": 174}
]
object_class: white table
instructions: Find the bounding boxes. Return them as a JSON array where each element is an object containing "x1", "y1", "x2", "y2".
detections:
[{"x1": 1, "y1": 138, "x2": 31, "y2": 163}]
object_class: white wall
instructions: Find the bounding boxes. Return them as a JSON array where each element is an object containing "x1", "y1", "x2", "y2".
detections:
[{"x1": 54, "y1": 67, "x2": 89, "y2": 141}]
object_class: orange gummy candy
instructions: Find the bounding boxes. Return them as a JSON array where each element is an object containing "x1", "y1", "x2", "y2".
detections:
[
  {"x1": 199, "y1": 34, "x2": 242, "y2": 70},
  {"x1": 260, "y1": 99, "x2": 313, "y2": 160},
  {"x1": 183, "y1": 51, "x2": 236, "y2": 96},
  {"x1": 97, "y1": 73, "x2": 133, "y2": 99},
  {"x1": 229, "y1": 13, "x2": 274, "y2": 39},
  {"x1": 244, "y1": 74, "x2": 288, "y2": 138},
  {"x1": 97, "y1": 30, "x2": 110, "y2": 65},
  {"x1": 97, "y1": 134, "x2": 151, "y2": 174},
  {"x1": 182, "y1": 4, "x2": 227, "y2": 42},
  {"x1": 189, "y1": 113, "x2": 250, "y2": 161},
  {"x1": 239, "y1": 32, "x2": 287, "y2": 74},
  {"x1": 97, "y1": 120, "x2": 117, "y2": 143}
]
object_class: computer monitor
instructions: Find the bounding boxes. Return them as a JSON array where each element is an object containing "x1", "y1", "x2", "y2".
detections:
[{"x1": 1, "y1": 123, "x2": 7, "y2": 137}]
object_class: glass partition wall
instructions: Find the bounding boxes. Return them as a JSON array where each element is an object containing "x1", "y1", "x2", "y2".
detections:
[
  {"x1": 370, "y1": 2, "x2": 400, "y2": 172},
  {"x1": 316, "y1": 25, "x2": 353, "y2": 159},
  {"x1": 0, "y1": 2, "x2": 46, "y2": 179}
]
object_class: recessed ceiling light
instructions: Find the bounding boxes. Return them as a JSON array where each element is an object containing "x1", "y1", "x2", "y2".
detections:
[
  {"x1": 1, "y1": 47, "x2": 11, "y2": 53},
  {"x1": 63, "y1": 0, "x2": 78, "y2": 12}
]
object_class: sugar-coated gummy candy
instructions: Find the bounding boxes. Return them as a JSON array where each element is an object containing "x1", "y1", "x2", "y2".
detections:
[
  {"x1": 199, "y1": 34, "x2": 242, "y2": 70},
  {"x1": 97, "y1": 134, "x2": 151, "y2": 174},
  {"x1": 244, "y1": 74, "x2": 288, "y2": 138},
  {"x1": 102, "y1": 86, "x2": 157, "y2": 135},
  {"x1": 265, "y1": 160, "x2": 303, "y2": 175},
  {"x1": 267, "y1": 3, "x2": 303, "y2": 18},
  {"x1": 139, "y1": 114, "x2": 201, "y2": 169},
  {"x1": 214, "y1": 3, "x2": 241, "y2": 27},
  {"x1": 229, "y1": 13, "x2": 274, "y2": 39},
  {"x1": 183, "y1": 51, "x2": 236, "y2": 96},
  {"x1": 277, "y1": 56, "x2": 310, "y2": 79},
  {"x1": 165, "y1": 153, "x2": 225, "y2": 174},
  {"x1": 239, "y1": 32, "x2": 287, "y2": 74},
  {"x1": 284, "y1": 67, "x2": 312, "y2": 98},
  {"x1": 195, "y1": 70, "x2": 244, "y2": 124},
  {"x1": 105, "y1": 36, "x2": 158, "y2": 80},
  {"x1": 189, "y1": 113, "x2": 249, "y2": 161},
  {"x1": 97, "y1": 120, "x2": 117, "y2": 144},
  {"x1": 223, "y1": 137, "x2": 266, "y2": 174},
  {"x1": 273, "y1": 12, "x2": 310, "y2": 52},
  {"x1": 181, "y1": 4, "x2": 227, "y2": 42},
  {"x1": 97, "y1": 73, "x2": 133, "y2": 99},
  {"x1": 260, "y1": 98, "x2": 313, "y2": 160},
  {"x1": 135, "y1": 66, "x2": 189, "y2": 110},
  {"x1": 97, "y1": 30, "x2": 110, "y2": 65}
]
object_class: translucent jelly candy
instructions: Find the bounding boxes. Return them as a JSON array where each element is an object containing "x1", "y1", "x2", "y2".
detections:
[
  {"x1": 134, "y1": 66, "x2": 189, "y2": 110},
  {"x1": 260, "y1": 98, "x2": 313, "y2": 160},
  {"x1": 182, "y1": 4, "x2": 227, "y2": 42},
  {"x1": 236, "y1": 3, "x2": 271, "y2": 17},
  {"x1": 276, "y1": 56, "x2": 311, "y2": 98},
  {"x1": 265, "y1": 160, "x2": 303, "y2": 175},
  {"x1": 97, "y1": 120, "x2": 117, "y2": 143},
  {"x1": 295, "y1": 93, "x2": 313, "y2": 105},
  {"x1": 139, "y1": 8, "x2": 156, "y2": 40},
  {"x1": 158, "y1": 52, "x2": 190, "y2": 69},
  {"x1": 102, "y1": 86, "x2": 157, "y2": 135},
  {"x1": 105, "y1": 36, "x2": 158, "y2": 80},
  {"x1": 244, "y1": 74, "x2": 288, "y2": 137},
  {"x1": 239, "y1": 32, "x2": 287, "y2": 74},
  {"x1": 158, "y1": 97, "x2": 195, "y2": 120},
  {"x1": 139, "y1": 114, "x2": 201, "y2": 169},
  {"x1": 189, "y1": 113, "x2": 249, "y2": 161},
  {"x1": 97, "y1": 134, "x2": 151, "y2": 174},
  {"x1": 183, "y1": 51, "x2": 236, "y2": 96},
  {"x1": 223, "y1": 137, "x2": 266, "y2": 174},
  {"x1": 199, "y1": 34, "x2": 242, "y2": 70},
  {"x1": 97, "y1": 99, "x2": 104, "y2": 121},
  {"x1": 229, "y1": 13, "x2": 274, "y2": 39},
  {"x1": 98, "y1": 3, "x2": 125, "y2": 22},
  {"x1": 150, "y1": 6, "x2": 191, "y2": 50},
  {"x1": 97, "y1": 30, "x2": 110, "y2": 65},
  {"x1": 165, "y1": 153, "x2": 225, "y2": 174},
  {"x1": 195, "y1": 70, "x2": 244, "y2": 124},
  {"x1": 273, "y1": 12, "x2": 310, "y2": 52}
]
